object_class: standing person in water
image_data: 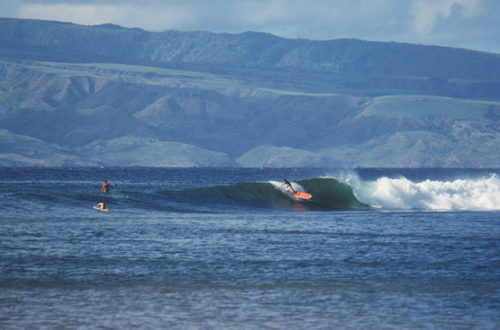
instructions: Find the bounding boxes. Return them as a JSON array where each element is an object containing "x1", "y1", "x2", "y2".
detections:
[
  {"x1": 101, "y1": 180, "x2": 110, "y2": 193},
  {"x1": 282, "y1": 179, "x2": 296, "y2": 193}
]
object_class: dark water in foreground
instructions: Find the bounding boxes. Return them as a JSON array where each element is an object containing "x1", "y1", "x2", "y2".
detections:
[{"x1": 1, "y1": 168, "x2": 499, "y2": 328}]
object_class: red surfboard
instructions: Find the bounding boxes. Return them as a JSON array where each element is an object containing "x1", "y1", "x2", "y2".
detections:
[{"x1": 293, "y1": 191, "x2": 312, "y2": 199}]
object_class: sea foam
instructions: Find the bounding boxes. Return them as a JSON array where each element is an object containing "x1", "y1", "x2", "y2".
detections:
[{"x1": 362, "y1": 174, "x2": 500, "y2": 210}]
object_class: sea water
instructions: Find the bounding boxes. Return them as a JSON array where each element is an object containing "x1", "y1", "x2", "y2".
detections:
[{"x1": 0, "y1": 167, "x2": 499, "y2": 329}]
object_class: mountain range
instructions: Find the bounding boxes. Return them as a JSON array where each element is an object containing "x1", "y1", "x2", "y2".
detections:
[{"x1": 1, "y1": 17, "x2": 499, "y2": 167}]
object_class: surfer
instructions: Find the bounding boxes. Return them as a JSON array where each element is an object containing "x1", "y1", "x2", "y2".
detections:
[
  {"x1": 95, "y1": 201, "x2": 106, "y2": 211},
  {"x1": 282, "y1": 179, "x2": 296, "y2": 193},
  {"x1": 101, "y1": 180, "x2": 110, "y2": 192}
]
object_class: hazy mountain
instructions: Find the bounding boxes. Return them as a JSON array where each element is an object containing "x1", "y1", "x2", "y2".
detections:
[
  {"x1": 1, "y1": 18, "x2": 499, "y2": 167},
  {"x1": 0, "y1": 129, "x2": 97, "y2": 166}
]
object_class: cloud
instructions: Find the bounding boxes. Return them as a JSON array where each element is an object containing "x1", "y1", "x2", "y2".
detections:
[
  {"x1": 14, "y1": 0, "x2": 400, "y2": 34},
  {"x1": 411, "y1": 0, "x2": 480, "y2": 35},
  {"x1": 17, "y1": 2, "x2": 198, "y2": 31},
  {"x1": 234, "y1": 0, "x2": 395, "y2": 25}
]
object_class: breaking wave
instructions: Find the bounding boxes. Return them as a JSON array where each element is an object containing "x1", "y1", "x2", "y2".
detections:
[
  {"x1": 160, "y1": 177, "x2": 368, "y2": 211},
  {"x1": 117, "y1": 173, "x2": 500, "y2": 211},
  {"x1": 4, "y1": 171, "x2": 500, "y2": 212},
  {"x1": 359, "y1": 174, "x2": 500, "y2": 211}
]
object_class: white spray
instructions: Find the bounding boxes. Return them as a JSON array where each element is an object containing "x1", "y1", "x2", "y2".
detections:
[{"x1": 359, "y1": 174, "x2": 500, "y2": 210}]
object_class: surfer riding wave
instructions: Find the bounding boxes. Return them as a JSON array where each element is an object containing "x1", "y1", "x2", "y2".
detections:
[{"x1": 282, "y1": 179, "x2": 296, "y2": 193}]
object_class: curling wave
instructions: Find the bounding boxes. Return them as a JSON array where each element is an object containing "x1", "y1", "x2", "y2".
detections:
[{"x1": 157, "y1": 177, "x2": 369, "y2": 211}]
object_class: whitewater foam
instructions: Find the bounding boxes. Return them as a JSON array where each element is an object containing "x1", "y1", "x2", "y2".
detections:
[{"x1": 361, "y1": 174, "x2": 500, "y2": 210}]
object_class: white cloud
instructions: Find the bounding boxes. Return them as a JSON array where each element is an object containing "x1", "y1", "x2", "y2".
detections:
[
  {"x1": 18, "y1": 3, "x2": 197, "y2": 31},
  {"x1": 235, "y1": 0, "x2": 396, "y2": 25},
  {"x1": 411, "y1": 0, "x2": 480, "y2": 35}
]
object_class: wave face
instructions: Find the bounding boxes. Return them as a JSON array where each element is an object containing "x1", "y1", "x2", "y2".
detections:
[
  {"x1": 357, "y1": 174, "x2": 500, "y2": 211},
  {"x1": 160, "y1": 178, "x2": 368, "y2": 211},
  {"x1": 295, "y1": 178, "x2": 368, "y2": 210}
]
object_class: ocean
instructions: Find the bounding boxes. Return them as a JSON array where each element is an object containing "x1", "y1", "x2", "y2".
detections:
[{"x1": 1, "y1": 167, "x2": 499, "y2": 329}]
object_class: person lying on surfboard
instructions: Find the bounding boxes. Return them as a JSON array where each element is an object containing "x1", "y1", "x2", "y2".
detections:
[
  {"x1": 282, "y1": 179, "x2": 296, "y2": 193},
  {"x1": 95, "y1": 201, "x2": 106, "y2": 211}
]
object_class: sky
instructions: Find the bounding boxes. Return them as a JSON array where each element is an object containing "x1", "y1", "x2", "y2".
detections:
[{"x1": 1, "y1": 0, "x2": 499, "y2": 53}]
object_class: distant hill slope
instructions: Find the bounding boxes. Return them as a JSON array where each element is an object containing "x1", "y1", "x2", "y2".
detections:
[
  {"x1": 0, "y1": 18, "x2": 499, "y2": 167},
  {"x1": 0, "y1": 129, "x2": 97, "y2": 166}
]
